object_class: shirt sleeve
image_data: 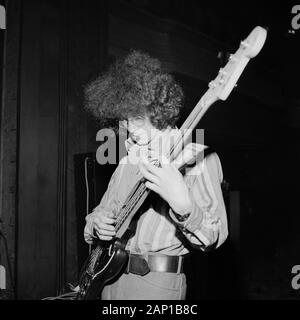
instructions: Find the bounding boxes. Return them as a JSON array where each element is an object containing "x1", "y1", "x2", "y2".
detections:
[
  {"x1": 83, "y1": 164, "x2": 121, "y2": 244},
  {"x1": 169, "y1": 152, "x2": 228, "y2": 251}
]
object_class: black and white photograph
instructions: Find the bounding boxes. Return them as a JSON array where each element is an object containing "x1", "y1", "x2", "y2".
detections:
[{"x1": 0, "y1": 0, "x2": 299, "y2": 310}]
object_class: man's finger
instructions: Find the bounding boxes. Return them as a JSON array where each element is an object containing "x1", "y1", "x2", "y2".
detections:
[
  {"x1": 139, "y1": 162, "x2": 160, "y2": 184},
  {"x1": 95, "y1": 227, "x2": 115, "y2": 236},
  {"x1": 102, "y1": 216, "x2": 116, "y2": 225},
  {"x1": 96, "y1": 231, "x2": 114, "y2": 241},
  {"x1": 142, "y1": 161, "x2": 162, "y2": 178},
  {"x1": 94, "y1": 216, "x2": 115, "y2": 227},
  {"x1": 145, "y1": 181, "x2": 161, "y2": 195},
  {"x1": 97, "y1": 221, "x2": 115, "y2": 231},
  {"x1": 106, "y1": 212, "x2": 115, "y2": 218}
]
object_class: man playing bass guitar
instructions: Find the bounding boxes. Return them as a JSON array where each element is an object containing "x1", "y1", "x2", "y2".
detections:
[{"x1": 83, "y1": 50, "x2": 228, "y2": 300}]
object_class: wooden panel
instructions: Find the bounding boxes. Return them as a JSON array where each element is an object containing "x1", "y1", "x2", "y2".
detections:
[
  {"x1": 0, "y1": 0, "x2": 21, "y2": 298},
  {"x1": 14, "y1": 0, "x2": 108, "y2": 299},
  {"x1": 17, "y1": 0, "x2": 60, "y2": 299}
]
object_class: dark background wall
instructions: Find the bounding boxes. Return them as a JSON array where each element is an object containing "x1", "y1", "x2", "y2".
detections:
[{"x1": 0, "y1": 0, "x2": 299, "y2": 299}]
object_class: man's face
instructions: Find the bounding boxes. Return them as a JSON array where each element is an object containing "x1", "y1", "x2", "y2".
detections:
[{"x1": 121, "y1": 115, "x2": 156, "y2": 145}]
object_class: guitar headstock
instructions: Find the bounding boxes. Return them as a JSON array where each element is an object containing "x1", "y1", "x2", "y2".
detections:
[{"x1": 207, "y1": 26, "x2": 267, "y2": 101}]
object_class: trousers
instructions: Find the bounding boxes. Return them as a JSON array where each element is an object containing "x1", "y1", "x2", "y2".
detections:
[{"x1": 101, "y1": 271, "x2": 187, "y2": 300}]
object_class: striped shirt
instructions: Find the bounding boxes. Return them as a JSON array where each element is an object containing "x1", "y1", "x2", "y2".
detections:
[{"x1": 84, "y1": 127, "x2": 228, "y2": 255}]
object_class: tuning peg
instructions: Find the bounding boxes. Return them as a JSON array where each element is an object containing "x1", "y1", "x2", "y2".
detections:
[
  {"x1": 208, "y1": 81, "x2": 216, "y2": 88},
  {"x1": 228, "y1": 54, "x2": 237, "y2": 63},
  {"x1": 234, "y1": 84, "x2": 238, "y2": 88},
  {"x1": 219, "y1": 68, "x2": 227, "y2": 76},
  {"x1": 240, "y1": 40, "x2": 249, "y2": 49}
]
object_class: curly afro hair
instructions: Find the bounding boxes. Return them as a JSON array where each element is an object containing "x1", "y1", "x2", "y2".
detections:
[{"x1": 83, "y1": 50, "x2": 184, "y2": 131}]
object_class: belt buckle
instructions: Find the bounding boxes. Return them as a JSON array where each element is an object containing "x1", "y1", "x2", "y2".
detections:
[{"x1": 148, "y1": 255, "x2": 182, "y2": 273}]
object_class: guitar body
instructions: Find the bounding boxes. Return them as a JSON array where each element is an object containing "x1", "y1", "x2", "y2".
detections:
[{"x1": 76, "y1": 238, "x2": 128, "y2": 300}]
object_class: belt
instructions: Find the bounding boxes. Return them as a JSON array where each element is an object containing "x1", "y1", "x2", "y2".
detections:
[{"x1": 124, "y1": 253, "x2": 184, "y2": 276}]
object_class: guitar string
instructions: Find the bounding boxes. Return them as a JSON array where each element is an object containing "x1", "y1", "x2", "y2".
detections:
[
  {"x1": 115, "y1": 181, "x2": 147, "y2": 231},
  {"x1": 113, "y1": 178, "x2": 145, "y2": 227},
  {"x1": 114, "y1": 178, "x2": 148, "y2": 227}
]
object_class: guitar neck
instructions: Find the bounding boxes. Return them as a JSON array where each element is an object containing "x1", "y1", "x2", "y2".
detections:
[{"x1": 169, "y1": 90, "x2": 217, "y2": 162}]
